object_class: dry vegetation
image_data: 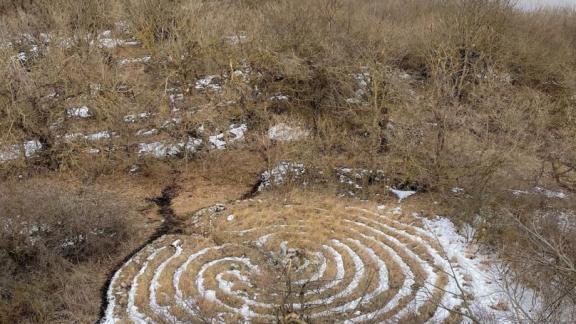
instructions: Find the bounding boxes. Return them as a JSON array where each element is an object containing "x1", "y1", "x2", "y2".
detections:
[
  {"x1": 0, "y1": 180, "x2": 136, "y2": 323},
  {"x1": 0, "y1": 0, "x2": 575, "y2": 322}
]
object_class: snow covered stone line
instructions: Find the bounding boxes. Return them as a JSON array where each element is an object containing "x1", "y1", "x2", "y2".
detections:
[{"x1": 102, "y1": 203, "x2": 516, "y2": 323}]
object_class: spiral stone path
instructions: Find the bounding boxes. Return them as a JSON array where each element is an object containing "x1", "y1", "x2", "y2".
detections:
[{"x1": 102, "y1": 196, "x2": 503, "y2": 323}]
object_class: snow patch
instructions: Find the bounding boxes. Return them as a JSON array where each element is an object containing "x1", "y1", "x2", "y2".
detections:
[
  {"x1": 195, "y1": 75, "x2": 222, "y2": 91},
  {"x1": 228, "y1": 124, "x2": 248, "y2": 142},
  {"x1": 0, "y1": 140, "x2": 43, "y2": 162},
  {"x1": 84, "y1": 131, "x2": 113, "y2": 141},
  {"x1": 23, "y1": 140, "x2": 42, "y2": 157},
  {"x1": 270, "y1": 93, "x2": 289, "y2": 101},
  {"x1": 389, "y1": 188, "x2": 417, "y2": 201},
  {"x1": 97, "y1": 30, "x2": 140, "y2": 49},
  {"x1": 209, "y1": 134, "x2": 226, "y2": 150},
  {"x1": 67, "y1": 106, "x2": 91, "y2": 118},
  {"x1": 267, "y1": 123, "x2": 309, "y2": 142},
  {"x1": 534, "y1": 187, "x2": 566, "y2": 199},
  {"x1": 123, "y1": 112, "x2": 152, "y2": 123},
  {"x1": 117, "y1": 55, "x2": 151, "y2": 65},
  {"x1": 135, "y1": 129, "x2": 158, "y2": 137},
  {"x1": 422, "y1": 216, "x2": 539, "y2": 322},
  {"x1": 258, "y1": 161, "x2": 305, "y2": 191}
]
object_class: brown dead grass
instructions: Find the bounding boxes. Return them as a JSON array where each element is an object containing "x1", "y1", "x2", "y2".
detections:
[{"x1": 1, "y1": 0, "x2": 575, "y2": 322}]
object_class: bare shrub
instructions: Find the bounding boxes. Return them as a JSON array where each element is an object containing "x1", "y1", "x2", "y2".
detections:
[
  {"x1": 475, "y1": 195, "x2": 576, "y2": 322},
  {"x1": 0, "y1": 179, "x2": 135, "y2": 323}
]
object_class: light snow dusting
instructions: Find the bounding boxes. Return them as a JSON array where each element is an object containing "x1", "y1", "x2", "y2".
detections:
[
  {"x1": 67, "y1": 106, "x2": 92, "y2": 118},
  {"x1": 267, "y1": 123, "x2": 309, "y2": 142},
  {"x1": 389, "y1": 188, "x2": 417, "y2": 201}
]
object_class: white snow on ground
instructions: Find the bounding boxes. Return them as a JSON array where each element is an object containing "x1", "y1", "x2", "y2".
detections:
[
  {"x1": 63, "y1": 133, "x2": 83, "y2": 141},
  {"x1": 127, "y1": 247, "x2": 166, "y2": 324},
  {"x1": 173, "y1": 247, "x2": 212, "y2": 315},
  {"x1": 64, "y1": 131, "x2": 114, "y2": 142},
  {"x1": 347, "y1": 71, "x2": 371, "y2": 103},
  {"x1": 185, "y1": 138, "x2": 203, "y2": 153},
  {"x1": 97, "y1": 30, "x2": 140, "y2": 49},
  {"x1": 102, "y1": 258, "x2": 133, "y2": 324},
  {"x1": 267, "y1": 123, "x2": 309, "y2": 142},
  {"x1": 452, "y1": 187, "x2": 464, "y2": 193},
  {"x1": 511, "y1": 189, "x2": 529, "y2": 196},
  {"x1": 314, "y1": 239, "x2": 390, "y2": 317},
  {"x1": 169, "y1": 93, "x2": 184, "y2": 105},
  {"x1": 0, "y1": 145, "x2": 20, "y2": 162},
  {"x1": 348, "y1": 232, "x2": 416, "y2": 322},
  {"x1": 160, "y1": 117, "x2": 182, "y2": 129},
  {"x1": 389, "y1": 188, "x2": 417, "y2": 201},
  {"x1": 511, "y1": 187, "x2": 567, "y2": 199},
  {"x1": 143, "y1": 142, "x2": 181, "y2": 157},
  {"x1": 346, "y1": 98, "x2": 362, "y2": 104},
  {"x1": 135, "y1": 128, "x2": 158, "y2": 137},
  {"x1": 258, "y1": 161, "x2": 305, "y2": 190},
  {"x1": 209, "y1": 134, "x2": 226, "y2": 150},
  {"x1": 255, "y1": 234, "x2": 272, "y2": 248},
  {"x1": 534, "y1": 187, "x2": 566, "y2": 199},
  {"x1": 345, "y1": 216, "x2": 439, "y2": 321},
  {"x1": 117, "y1": 55, "x2": 151, "y2": 65},
  {"x1": 23, "y1": 140, "x2": 42, "y2": 157},
  {"x1": 353, "y1": 209, "x2": 464, "y2": 323},
  {"x1": 422, "y1": 216, "x2": 539, "y2": 322},
  {"x1": 196, "y1": 257, "x2": 265, "y2": 321},
  {"x1": 269, "y1": 93, "x2": 289, "y2": 101},
  {"x1": 228, "y1": 124, "x2": 248, "y2": 141},
  {"x1": 104, "y1": 202, "x2": 540, "y2": 323},
  {"x1": 67, "y1": 106, "x2": 91, "y2": 118},
  {"x1": 123, "y1": 112, "x2": 152, "y2": 123},
  {"x1": 207, "y1": 123, "x2": 248, "y2": 149},
  {"x1": 216, "y1": 270, "x2": 252, "y2": 300},
  {"x1": 198, "y1": 124, "x2": 248, "y2": 150},
  {"x1": 195, "y1": 75, "x2": 222, "y2": 91},
  {"x1": 84, "y1": 131, "x2": 113, "y2": 141},
  {"x1": 12, "y1": 51, "x2": 29, "y2": 63},
  {"x1": 0, "y1": 140, "x2": 43, "y2": 162},
  {"x1": 149, "y1": 240, "x2": 182, "y2": 322},
  {"x1": 294, "y1": 251, "x2": 326, "y2": 284},
  {"x1": 352, "y1": 72, "x2": 371, "y2": 89},
  {"x1": 398, "y1": 72, "x2": 411, "y2": 80},
  {"x1": 336, "y1": 167, "x2": 385, "y2": 191},
  {"x1": 138, "y1": 137, "x2": 202, "y2": 158},
  {"x1": 305, "y1": 239, "x2": 365, "y2": 317}
]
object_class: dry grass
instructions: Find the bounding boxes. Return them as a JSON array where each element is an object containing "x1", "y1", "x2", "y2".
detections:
[
  {"x1": 1, "y1": 0, "x2": 574, "y2": 187},
  {"x1": 104, "y1": 191, "x2": 466, "y2": 322},
  {"x1": 1, "y1": 0, "x2": 576, "y2": 322},
  {"x1": 0, "y1": 178, "x2": 137, "y2": 323}
]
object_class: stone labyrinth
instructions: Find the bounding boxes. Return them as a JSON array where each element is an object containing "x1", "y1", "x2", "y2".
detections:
[{"x1": 102, "y1": 198, "x2": 475, "y2": 323}]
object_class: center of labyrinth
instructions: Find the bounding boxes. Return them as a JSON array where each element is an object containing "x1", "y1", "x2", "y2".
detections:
[{"x1": 103, "y1": 200, "x2": 469, "y2": 323}]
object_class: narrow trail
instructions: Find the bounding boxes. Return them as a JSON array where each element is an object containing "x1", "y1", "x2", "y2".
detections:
[{"x1": 98, "y1": 184, "x2": 179, "y2": 322}]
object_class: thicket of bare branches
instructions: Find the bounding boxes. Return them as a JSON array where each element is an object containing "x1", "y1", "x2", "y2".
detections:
[{"x1": 0, "y1": 180, "x2": 135, "y2": 323}]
